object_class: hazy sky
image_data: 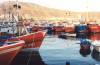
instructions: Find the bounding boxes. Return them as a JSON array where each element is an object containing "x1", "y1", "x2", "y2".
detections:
[{"x1": 0, "y1": 0, "x2": 100, "y2": 12}]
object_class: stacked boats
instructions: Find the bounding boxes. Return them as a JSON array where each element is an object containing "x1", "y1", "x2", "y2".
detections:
[
  {"x1": 0, "y1": 20, "x2": 46, "y2": 64},
  {"x1": 0, "y1": 2, "x2": 46, "y2": 65},
  {"x1": 47, "y1": 19, "x2": 99, "y2": 52}
]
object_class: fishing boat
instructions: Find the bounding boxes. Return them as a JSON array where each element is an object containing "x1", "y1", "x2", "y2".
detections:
[
  {"x1": 47, "y1": 26, "x2": 53, "y2": 35},
  {"x1": 64, "y1": 24, "x2": 75, "y2": 33},
  {"x1": 90, "y1": 34, "x2": 100, "y2": 40},
  {"x1": 0, "y1": 40, "x2": 24, "y2": 65},
  {"x1": 0, "y1": 22, "x2": 46, "y2": 49},
  {"x1": 53, "y1": 26, "x2": 64, "y2": 35},
  {"x1": 53, "y1": 26, "x2": 64, "y2": 32},
  {"x1": 75, "y1": 24, "x2": 88, "y2": 34},
  {"x1": 88, "y1": 24, "x2": 100, "y2": 34},
  {"x1": 32, "y1": 26, "x2": 46, "y2": 32},
  {"x1": 0, "y1": 0, "x2": 46, "y2": 49},
  {"x1": 75, "y1": 24, "x2": 88, "y2": 38}
]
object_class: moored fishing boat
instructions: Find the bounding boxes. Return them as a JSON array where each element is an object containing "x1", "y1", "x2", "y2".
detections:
[
  {"x1": 75, "y1": 25, "x2": 88, "y2": 34},
  {"x1": 17, "y1": 30, "x2": 46, "y2": 48},
  {"x1": 88, "y1": 24, "x2": 100, "y2": 33},
  {"x1": 75, "y1": 24, "x2": 88, "y2": 38},
  {"x1": 90, "y1": 34, "x2": 100, "y2": 40},
  {"x1": 0, "y1": 0, "x2": 46, "y2": 49},
  {"x1": 53, "y1": 26, "x2": 64, "y2": 35},
  {"x1": 32, "y1": 26, "x2": 46, "y2": 32},
  {"x1": 53, "y1": 26, "x2": 64, "y2": 32},
  {"x1": 0, "y1": 24, "x2": 46, "y2": 49},
  {"x1": 0, "y1": 40, "x2": 24, "y2": 65},
  {"x1": 64, "y1": 24, "x2": 75, "y2": 33}
]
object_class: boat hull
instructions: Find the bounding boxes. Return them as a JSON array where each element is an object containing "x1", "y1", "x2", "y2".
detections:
[
  {"x1": 90, "y1": 34, "x2": 100, "y2": 40},
  {"x1": 32, "y1": 26, "x2": 46, "y2": 32},
  {"x1": 75, "y1": 25, "x2": 88, "y2": 33},
  {"x1": 53, "y1": 26, "x2": 64, "y2": 35},
  {"x1": 0, "y1": 41, "x2": 24, "y2": 65},
  {"x1": 53, "y1": 26, "x2": 64, "y2": 32},
  {"x1": 18, "y1": 31, "x2": 46, "y2": 48},
  {"x1": 0, "y1": 31, "x2": 46, "y2": 49},
  {"x1": 64, "y1": 27, "x2": 75, "y2": 33},
  {"x1": 75, "y1": 25, "x2": 88, "y2": 38},
  {"x1": 88, "y1": 25, "x2": 100, "y2": 33}
]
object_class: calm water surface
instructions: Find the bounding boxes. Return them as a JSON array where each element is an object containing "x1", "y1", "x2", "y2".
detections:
[{"x1": 11, "y1": 35, "x2": 100, "y2": 65}]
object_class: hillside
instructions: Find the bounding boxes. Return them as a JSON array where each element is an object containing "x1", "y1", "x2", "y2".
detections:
[
  {"x1": 0, "y1": 1, "x2": 100, "y2": 21},
  {"x1": 0, "y1": 1, "x2": 68, "y2": 20}
]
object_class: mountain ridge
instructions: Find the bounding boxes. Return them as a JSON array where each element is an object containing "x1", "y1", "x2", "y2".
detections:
[{"x1": 0, "y1": 1, "x2": 100, "y2": 21}]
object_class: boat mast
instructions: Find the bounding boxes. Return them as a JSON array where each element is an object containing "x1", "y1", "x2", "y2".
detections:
[
  {"x1": 2, "y1": 3, "x2": 6, "y2": 21},
  {"x1": 86, "y1": 0, "x2": 88, "y2": 23},
  {"x1": 16, "y1": 0, "x2": 21, "y2": 36},
  {"x1": 8, "y1": 0, "x2": 11, "y2": 22},
  {"x1": 16, "y1": 0, "x2": 19, "y2": 22},
  {"x1": 16, "y1": 0, "x2": 29, "y2": 35}
]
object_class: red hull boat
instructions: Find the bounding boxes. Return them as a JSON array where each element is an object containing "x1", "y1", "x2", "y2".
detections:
[
  {"x1": 53, "y1": 26, "x2": 64, "y2": 34},
  {"x1": 0, "y1": 1, "x2": 46, "y2": 49},
  {"x1": 0, "y1": 40, "x2": 24, "y2": 65},
  {"x1": 32, "y1": 26, "x2": 46, "y2": 32},
  {"x1": 64, "y1": 26, "x2": 75, "y2": 33},
  {"x1": 0, "y1": 31, "x2": 46, "y2": 49},
  {"x1": 90, "y1": 34, "x2": 100, "y2": 40},
  {"x1": 88, "y1": 25, "x2": 100, "y2": 33},
  {"x1": 53, "y1": 26, "x2": 64, "y2": 32},
  {"x1": 17, "y1": 31, "x2": 46, "y2": 48}
]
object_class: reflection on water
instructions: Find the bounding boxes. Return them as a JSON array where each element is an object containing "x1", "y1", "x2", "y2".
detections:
[
  {"x1": 10, "y1": 34, "x2": 100, "y2": 65},
  {"x1": 79, "y1": 44, "x2": 91, "y2": 57},
  {"x1": 91, "y1": 49, "x2": 100, "y2": 62},
  {"x1": 11, "y1": 50, "x2": 46, "y2": 65}
]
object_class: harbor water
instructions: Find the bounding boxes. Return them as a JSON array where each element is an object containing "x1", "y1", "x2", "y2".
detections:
[{"x1": 10, "y1": 35, "x2": 100, "y2": 65}]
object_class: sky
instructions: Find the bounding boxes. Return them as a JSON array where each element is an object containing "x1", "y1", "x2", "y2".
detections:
[{"x1": 0, "y1": 0, "x2": 100, "y2": 12}]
